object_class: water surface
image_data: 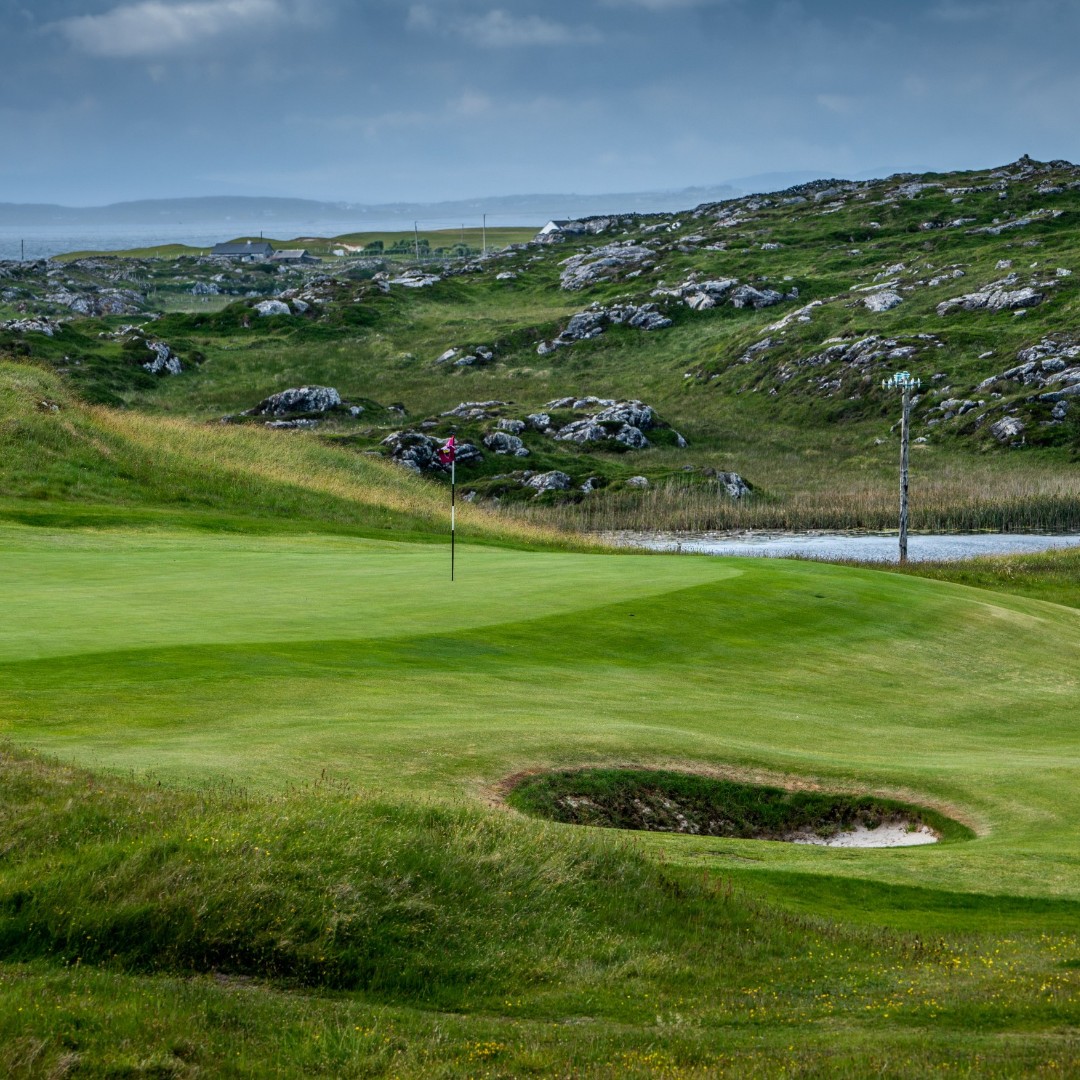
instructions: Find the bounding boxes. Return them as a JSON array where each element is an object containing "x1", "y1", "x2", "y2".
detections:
[{"x1": 609, "y1": 531, "x2": 1080, "y2": 563}]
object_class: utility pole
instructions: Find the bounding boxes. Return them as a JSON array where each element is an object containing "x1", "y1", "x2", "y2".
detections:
[
  {"x1": 482, "y1": 213, "x2": 487, "y2": 256},
  {"x1": 882, "y1": 371, "x2": 921, "y2": 565},
  {"x1": 20, "y1": 239, "x2": 24, "y2": 262},
  {"x1": 413, "y1": 220, "x2": 420, "y2": 262}
]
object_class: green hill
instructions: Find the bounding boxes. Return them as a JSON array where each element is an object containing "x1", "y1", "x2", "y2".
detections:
[{"x1": 4, "y1": 155, "x2": 1080, "y2": 531}]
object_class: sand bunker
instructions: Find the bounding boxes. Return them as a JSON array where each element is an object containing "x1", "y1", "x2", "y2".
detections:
[{"x1": 507, "y1": 768, "x2": 964, "y2": 848}]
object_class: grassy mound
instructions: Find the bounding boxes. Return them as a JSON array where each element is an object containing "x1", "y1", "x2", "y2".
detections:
[
  {"x1": 507, "y1": 768, "x2": 972, "y2": 842},
  {"x1": 0, "y1": 746, "x2": 803, "y2": 1005},
  {"x1": 2, "y1": 747, "x2": 1079, "y2": 1076},
  {"x1": 0, "y1": 359, "x2": 561, "y2": 546}
]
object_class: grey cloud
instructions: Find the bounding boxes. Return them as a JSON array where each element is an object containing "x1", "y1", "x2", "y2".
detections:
[
  {"x1": 409, "y1": 5, "x2": 601, "y2": 46},
  {"x1": 51, "y1": 0, "x2": 302, "y2": 57}
]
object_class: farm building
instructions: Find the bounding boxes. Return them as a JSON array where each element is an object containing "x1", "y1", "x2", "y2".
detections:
[
  {"x1": 269, "y1": 249, "x2": 320, "y2": 265},
  {"x1": 210, "y1": 240, "x2": 274, "y2": 261}
]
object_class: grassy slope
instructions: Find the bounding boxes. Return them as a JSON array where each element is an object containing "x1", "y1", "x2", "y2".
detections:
[
  {"x1": 3, "y1": 163, "x2": 1080, "y2": 1071},
  {"x1": 3, "y1": 749, "x2": 1077, "y2": 1078},
  {"x1": 0, "y1": 359, "x2": 564, "y2": 547}
]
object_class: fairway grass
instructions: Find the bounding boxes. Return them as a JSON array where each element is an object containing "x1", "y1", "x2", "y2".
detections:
[{"x1": 2, "y1": 523, "x2": 1079, "y2": 903}]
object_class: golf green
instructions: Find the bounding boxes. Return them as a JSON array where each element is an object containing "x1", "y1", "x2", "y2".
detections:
[{"x1": 3, "y1": 523, "x2": 1079, "y2": 901}]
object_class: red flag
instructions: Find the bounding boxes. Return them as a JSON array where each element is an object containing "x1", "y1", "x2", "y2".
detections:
[{"x1": 437, "y1": 436, "x2": 456, "y2": 465}]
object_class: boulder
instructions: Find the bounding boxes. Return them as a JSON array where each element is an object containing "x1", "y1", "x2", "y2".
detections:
[
  {"x1": 254, "y1": 299, "x2": 291, "y2": 317},
  {"x1": 382, "y1": 430, "x2": 483, "y2": 472},
  {"x1": 594, "y1": 401, "x2": 654, "y2": 429},
  {"x1": 626, "y1": 476, "x2": 650, "y2": 488},
  {"x1": 730, "y1": 284, "x2": 786, "y2": 309},
  {"x1": 990, "y1": 417, "x2": 1026, "y2": 444},
  {"x1": 554, "y1": 419, "x2": 610, "y2": 443},
  {"x1": 863, "y1": 290, "x2": 903, "y2": 313},
  {"x1": 526, "y1": 412, "x2": 551, "y2": 431},
  {"x1": 614, "y1": 424, "x2": 649, "y2": 449},
  {"x1": 527, "y1": 471, "x2": 572, "y2": 494},
  {"x1": 496, "y1": 418, "x2": 526, "y2": 434},
  {"x1": 483, "y1": 432, "x2": 529, "y2": 457},
  {"x1": 246, "y1": 386, "x2": 342, "y2": 416},
  {"x1": 143, "y1": 341, "x2": 182, "y2": 375},
  {"x1": 714, "y1": 471, "x2": 752, "y2": 499}
]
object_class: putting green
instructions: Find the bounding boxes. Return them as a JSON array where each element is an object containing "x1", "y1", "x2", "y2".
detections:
[{"x1": 3, "y1": 524, "x2": 1079, "y2": 900}]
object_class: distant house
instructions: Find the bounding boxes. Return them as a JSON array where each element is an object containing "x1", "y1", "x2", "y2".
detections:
[
  {"x1": 537, "y1": 220, "x2": 574, "y2": 237},
  {"x1": 269, "y1": 248, "x2": 320, "y2": 265},
  {"x1": 210, "y1": 240, "x2": 274, "y2": 262},
  {"x1": 536, "y1": 219, "x2": 594, "y2": 241}
]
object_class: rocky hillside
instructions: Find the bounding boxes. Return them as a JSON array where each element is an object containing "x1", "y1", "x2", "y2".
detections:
[{"x1": 2, "y1": 155, "x2": 1079, "y2": 523}]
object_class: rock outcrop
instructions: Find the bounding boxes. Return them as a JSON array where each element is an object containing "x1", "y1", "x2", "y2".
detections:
[
  {"x1": 537, "y1": 303, "x2": 671, "y2": 354},
  {"x1": 863, "y1": 290, "x2": 903, "y2": 313},
  {"x1": 483, "y1": 431, "x2": 530, "y2": 457},
  {"x1": 527, "y1": 471, "x2": 572, "y2": 494},
  {"x1": 143, "y1": 341, "x2": 182, "y2": 375},
  {"x1": 937, "y1": 277, "x2": 1045, "y2": 315},
  {"x1": 254, "y1": 299, "x2": 291, "y2": 317},
  {"x1": 1, "y1": 317, "x2": 59, "y2": 337},
  {"x1": 990, "y1": 417, "x2": 1026, "y2": 444},
  {"x1": 441, "y1": 400, "x2": 505, "y2": 420},
  {"x1": 552, "y1": 399, "x2": 655, "y2": 450},
  {"x1": 381, "y1": 431, "x2": 483, "y2": 472},
  {"x1": 559, "y1": 243, "x2": 655, "y2": 290},
  {"x1": 246, "y1": 386, "x2": 342, "y2": 416},
  {"x1": 390, "y1": 270, "x2": 441, "y2": 288}
]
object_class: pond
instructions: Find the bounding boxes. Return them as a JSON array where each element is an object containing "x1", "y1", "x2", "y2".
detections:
[{"x1": 606, "y1": 531, "x2": 1080, "y2": 563}]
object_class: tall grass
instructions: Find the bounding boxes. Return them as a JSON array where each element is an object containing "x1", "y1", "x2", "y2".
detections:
[
  {"x1": 0, "y1": 359, "x2": 582, "y2": 548},
  {"x1": 510, "y1": 460, "x2": 1080, "y2": 534}
]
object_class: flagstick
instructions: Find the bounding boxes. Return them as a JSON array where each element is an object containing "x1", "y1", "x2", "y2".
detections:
[{"x1": 450, "y1": 457, "x2": 456, "y2": 582}]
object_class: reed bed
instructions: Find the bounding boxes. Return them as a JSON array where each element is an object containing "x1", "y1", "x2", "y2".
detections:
[{"x1": 508, "y1": 459, "x2": 1080, "y2": 535}]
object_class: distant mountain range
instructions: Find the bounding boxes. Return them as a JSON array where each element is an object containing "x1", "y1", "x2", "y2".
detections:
[{"x1": 0, "y1": 176, "x2": 844, "y2": 228}]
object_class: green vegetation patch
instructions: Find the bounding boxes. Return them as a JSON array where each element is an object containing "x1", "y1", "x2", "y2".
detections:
[{"x1": 507, "y1": 768, "x2": 971, "y2": 843}]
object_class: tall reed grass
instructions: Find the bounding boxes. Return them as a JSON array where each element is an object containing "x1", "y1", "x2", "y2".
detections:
[{"x1": 508, "y1": 461, "x2": 1080, "y2": 535}]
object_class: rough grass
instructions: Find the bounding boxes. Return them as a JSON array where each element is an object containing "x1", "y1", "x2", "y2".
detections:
[
  {"x1": 509, "y1": 453, "x2": 1080, "y2": 533},
  {"x1": 877, "y1": 544, "x2": 1080, "y2": 610},
  {"x1": 1, "y1": 745, "x2": 1077, "y2": 1078},
  {"x1": 0, "y1": 359, "x2": 572, "y2": 547}
]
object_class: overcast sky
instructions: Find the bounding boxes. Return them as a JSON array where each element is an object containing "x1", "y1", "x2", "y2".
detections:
[{"x1": 2, "y1": 0, "x2": 1077, "y2": 206}]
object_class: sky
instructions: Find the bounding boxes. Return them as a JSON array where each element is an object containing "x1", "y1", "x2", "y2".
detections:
[{"x1": 2, "y1": 0, "x2": 1078, "y2": 206}]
